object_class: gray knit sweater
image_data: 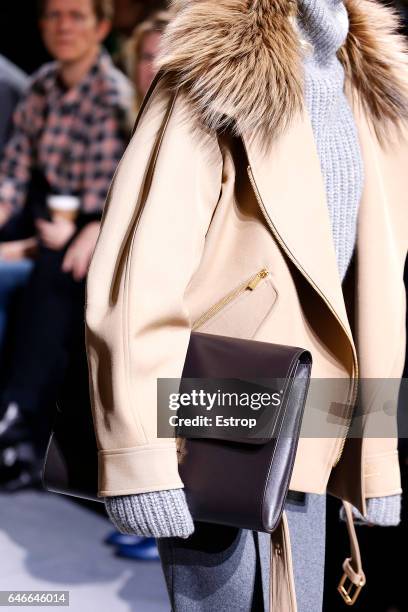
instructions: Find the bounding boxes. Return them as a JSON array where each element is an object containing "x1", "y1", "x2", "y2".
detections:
[{"x1": 105, "y1": 0, "x2": 400, "y2": 537}]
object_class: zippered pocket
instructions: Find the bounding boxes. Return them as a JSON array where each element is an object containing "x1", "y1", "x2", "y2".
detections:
[{"x1": 192, "y1": 267, "x2": 277, "y2": 338}]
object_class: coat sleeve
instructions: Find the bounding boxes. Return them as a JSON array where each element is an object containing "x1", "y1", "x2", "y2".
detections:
[{"x1": 84, "y1": 83, "x2": 223, "y2": 497}]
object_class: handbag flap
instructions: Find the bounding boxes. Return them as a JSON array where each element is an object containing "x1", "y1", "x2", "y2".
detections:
[{"x1": 175, "y1": 332, "x2": 312, "y2": 444}]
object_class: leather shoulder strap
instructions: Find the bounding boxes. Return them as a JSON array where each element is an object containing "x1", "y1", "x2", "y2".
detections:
[
  {"x1": 270, "y1": 511, "x2": 298, "y2": 612},
  {"x1": 338, "y1": 500, "x2": 366, "y2": 605}
]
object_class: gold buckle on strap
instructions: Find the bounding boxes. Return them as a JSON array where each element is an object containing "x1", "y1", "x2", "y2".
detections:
[{"x1": 337, "y1": 572, "x2": 365, "y2": 605}]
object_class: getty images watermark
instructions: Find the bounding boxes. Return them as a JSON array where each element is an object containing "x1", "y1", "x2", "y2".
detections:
[
  {"x1": 168, "y1": 385, "x2": 282, "y2": 429},
  {"x1": 157, "y1": 377, "x2": 408, "y2": 440}
]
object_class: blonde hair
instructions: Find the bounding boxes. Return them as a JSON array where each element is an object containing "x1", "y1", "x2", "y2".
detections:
[{"x1": 123, "y1": 10, "x2": 173, "y2": 111}]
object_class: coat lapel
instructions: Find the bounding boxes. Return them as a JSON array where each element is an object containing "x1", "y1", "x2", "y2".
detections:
[
  {"x1": 156, "y1": 0, "x2": 408, "y2": 356},
  {"x1": 242, "y1": 110, "x2": 355, "y2": 344}
]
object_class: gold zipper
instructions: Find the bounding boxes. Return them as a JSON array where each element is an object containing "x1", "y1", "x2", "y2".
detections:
[
  {"x1": 246, "y1": 164, "x2": 359, "y2": 466},
  {"x1": 192, "y1": 268, "x2": 269, "y2": 331}
]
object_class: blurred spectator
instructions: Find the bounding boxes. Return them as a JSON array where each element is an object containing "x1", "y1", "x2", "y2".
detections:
[
  {"x1": 109, "y1": 1, "x2": 169, "y2": 71},
  {"x1": 121, "y1": 10, "x2": 171, "y2": 117},
  {"x1": 0, "y1": 0, "x2": 133, "y2": 491},
  {"x1": 0, "y1": 56, "x2": 29, "y2": 356},
  {"x1": 0, "y1": 55, "x2": 28, "y2": 153}
]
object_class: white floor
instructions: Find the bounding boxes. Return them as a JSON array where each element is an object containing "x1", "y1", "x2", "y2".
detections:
[{"x1": 0, "y1": 491, "x2": 169, "y2": 612}]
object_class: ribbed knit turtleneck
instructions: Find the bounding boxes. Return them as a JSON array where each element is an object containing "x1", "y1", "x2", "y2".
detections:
[
  {"x1": 295, "y1": 0, "x2": 401, "y2": 528},
  {"x1": 296, "y1": 0, "x2": 364, "y2": 282}
]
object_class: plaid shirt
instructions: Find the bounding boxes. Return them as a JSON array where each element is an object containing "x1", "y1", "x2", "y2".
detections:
[{"x1": 0, "y1": 49, "x2": 133, "y2": 215}]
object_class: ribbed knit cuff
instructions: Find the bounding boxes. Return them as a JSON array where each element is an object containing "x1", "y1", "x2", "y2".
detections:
[
  {"x1": 339, "y1": 494, "x2": 401, "y2": 527},
  {"x1": 104, "y1": 488, "x2": 195, "y2": 539}
]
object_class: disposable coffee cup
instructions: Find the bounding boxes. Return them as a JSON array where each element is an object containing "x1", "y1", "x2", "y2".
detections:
[{"x1": 47, "y1": 194, "x2": 80, "y2": 222}]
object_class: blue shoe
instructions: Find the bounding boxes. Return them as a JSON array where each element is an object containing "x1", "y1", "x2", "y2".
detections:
[
  {"x1": 104, "y1": 531, "x2": 144, "y2": 547},
  {"x1": 115, "y1": 537, "x2": 159, "y2": 561}
]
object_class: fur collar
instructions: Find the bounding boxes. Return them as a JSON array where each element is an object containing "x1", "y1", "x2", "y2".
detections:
[{"x1": 156, "y1": 0, "x2": 408, "y2": 144}]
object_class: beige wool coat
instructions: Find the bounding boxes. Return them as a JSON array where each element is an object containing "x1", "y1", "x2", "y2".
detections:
[{"x1": 85, "y1": 0, "x2": 408, "y2": 609}]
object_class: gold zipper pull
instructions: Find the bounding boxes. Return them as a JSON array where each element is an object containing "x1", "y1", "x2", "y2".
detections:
[{"x1": 246, "y1": 268, "x2": 269, "y2": 290}]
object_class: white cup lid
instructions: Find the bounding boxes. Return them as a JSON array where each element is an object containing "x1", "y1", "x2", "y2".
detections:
[{"x1": 47, "y1": 195, "x2": 81, "y2": 211}]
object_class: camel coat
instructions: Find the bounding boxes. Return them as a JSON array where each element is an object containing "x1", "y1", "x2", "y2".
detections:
[{"x1": 84, "y1": 0, "x2": 408, "y2": 608}]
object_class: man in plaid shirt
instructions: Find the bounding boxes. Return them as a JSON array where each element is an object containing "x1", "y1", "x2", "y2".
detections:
[
  {"x1": 0, "y1": 49, "x2": 131, "y2": 227},
  {"x1": 0, "y1": 0, "x2": 134, "y2": 489},
  {"x1": 0, "y1": 4, "x2": 133, "y2": 269}
]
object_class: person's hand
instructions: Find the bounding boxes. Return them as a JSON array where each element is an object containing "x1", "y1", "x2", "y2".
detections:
[
  {"x1": 35, "y1": 217, "x2": 76, "y2": 250},
  {"x1": 0, "y1": 203, "x2": 13, "y2": 228},
  {"x1": 62, "y1": 221, "x2": 100, "y2": 281},
  {"x1": 0, "y1": 237, "x2": 39, "y2": 262}
]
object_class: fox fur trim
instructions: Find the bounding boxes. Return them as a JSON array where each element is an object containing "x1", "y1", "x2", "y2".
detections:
[
  {"x1": 157, "y1": 0, "x2": 304, "y2": 142},
  {"x1": 339, "y1": 0, "x2": 408, "y2": 143},
  {"x1": 156, "y1": 0, "x2": 408, "y2": 144}
]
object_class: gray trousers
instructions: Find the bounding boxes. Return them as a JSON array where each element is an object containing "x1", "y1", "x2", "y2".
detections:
[{"x1": 157, "y1": 493, "x2": 326, "y2": 612}]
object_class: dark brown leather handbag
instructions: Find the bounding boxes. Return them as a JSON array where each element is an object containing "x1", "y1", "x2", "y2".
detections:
[{"x1": 42, "y1": 330, "x2": 312, "y2": 534}]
